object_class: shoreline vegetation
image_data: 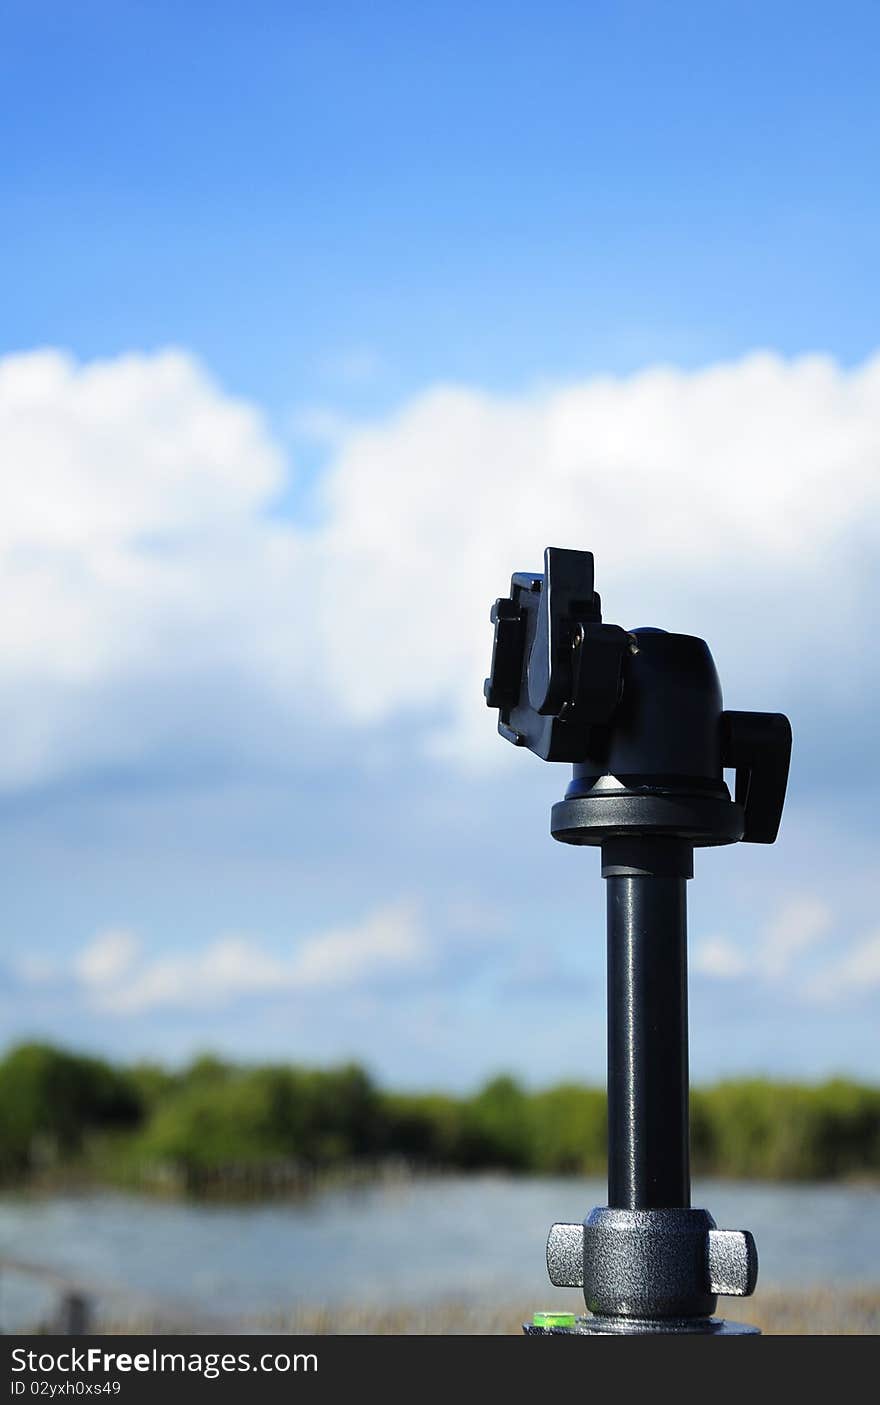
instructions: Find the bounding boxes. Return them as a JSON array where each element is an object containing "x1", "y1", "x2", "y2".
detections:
[{"x1": 1, "y1": 1043, "x2": 878, "y2": 1197}]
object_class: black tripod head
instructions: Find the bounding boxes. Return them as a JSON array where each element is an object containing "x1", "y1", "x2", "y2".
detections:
[
  {"x1": 485, "y1": 547, "x2": 792, "y2": 1335},
  {"x1": 486, "y1": 546, "x2": 791, "y2": 849}
]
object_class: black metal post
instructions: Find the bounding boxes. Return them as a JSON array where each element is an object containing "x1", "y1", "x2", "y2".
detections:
[{"x1": 606, "y1": 866, "x2": 690, "y2": 1210}]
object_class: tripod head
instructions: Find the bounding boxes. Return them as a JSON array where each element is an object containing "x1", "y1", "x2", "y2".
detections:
[
  {"x1": 486, "y1": 546, "x2": 791, "y2": 847},
  {"x1": 485, "y1": 547, "x2": 792, "y2": 1335}
]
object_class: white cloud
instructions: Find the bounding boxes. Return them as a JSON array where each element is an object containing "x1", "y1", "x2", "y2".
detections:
[
  {"x1": 802, "y1": 931, "x2": 880, "y2": 1003},
  {"x1": 58, "y1": 901, "x2": 427, "y2": 1014},
  {"x1": 309, "y1": 352, "x2": 880, "y2": 756},
  {"x1": 693, "y1": 895, "x2": 880, "y2": 1007},
  {"x1": 287, "y1": 902, "x2": 425, "y2": 987},
  {"x1": 75, "y1": 928, "x2": 141, "y2": 987},
  {"x1": 0, "y1": 347, "x2": 296, "y2": 786},
  {"x1": 2, "y1": 345, "x2": 880, "y2": 786},
  {"x1": 759, "y1": 897, "x2": 833, "y2": 979},
  {"x1": 692, "y1": 937, "x2": 749, "y2": 980},
  {"x1": 694, "y1": 894, "x2": 834, "y2": 988}
]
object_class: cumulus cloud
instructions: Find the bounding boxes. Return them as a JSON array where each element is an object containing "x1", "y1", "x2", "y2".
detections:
[
  {"x1": 0, "y1": 347, "x2": 298, "y2": 786},
  {"x1": 75, "y1": 928, "x2": 141, "y2": 987},
  {"x1": 759, "y1": 897, "x2": 833, "y2": 979},
  {"x1": 690, "y1": 893, "x2": 880, "y2": 1006},
  {"x1": 311, "y1": 353, "x2": 880, "y2": 759},
  {"x1": 57, "y1": 901, "x2": 426, "y2": 1014},
  {"x1": 692, "y1": 937, "x2": 749, "y2": 980},
  {"x1": 2, "y1": 345, "x2": 880, "y2": 786},
  {"x1": 694, "y1": 894, "x2": 834, "y2": 985},
  {"x1": 802, "y1": 931, "x2": 880, "y2": 1003}
]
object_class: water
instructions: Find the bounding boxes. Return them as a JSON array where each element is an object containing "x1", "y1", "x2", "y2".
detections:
[{"x1": 0, "y1": 1176, "x2": 877, "y2": 1329}]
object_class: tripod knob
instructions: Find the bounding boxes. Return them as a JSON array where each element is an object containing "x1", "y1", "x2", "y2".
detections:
[{"x1": 721, "y1": 710, "x2": 792, "y2": 843}]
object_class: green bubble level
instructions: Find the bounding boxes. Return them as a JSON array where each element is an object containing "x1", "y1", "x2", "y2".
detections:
[{"x1": 532, "y1": 1311, "x2": 576, "y2": 1329}]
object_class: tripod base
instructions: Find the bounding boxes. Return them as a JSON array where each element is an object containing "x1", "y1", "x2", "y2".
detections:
[{"x1": 524, "y1": 1316, "x2": 760, "y2": 1335}]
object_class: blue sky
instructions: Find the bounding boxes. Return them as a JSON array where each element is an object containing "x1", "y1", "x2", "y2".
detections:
[
  {"x1": 0, "y1": 1, "x2": 878, "y2": 1088},
  {"x1": 6, "y1": 2, "x2": 880, "y2": 407}
]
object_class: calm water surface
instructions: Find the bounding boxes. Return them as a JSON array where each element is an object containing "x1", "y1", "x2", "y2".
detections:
[{"x1": 0, "y1": 1176, "x2": 877, "y2": 1328}]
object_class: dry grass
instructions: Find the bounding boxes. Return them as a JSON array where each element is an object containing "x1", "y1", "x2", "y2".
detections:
[
  {"x1": 264, "y1": 1289, "x2": 880, "y2": 1335},
  {"x1": 87, "y1": 1288, "x2": 880, "y2": 1336}
]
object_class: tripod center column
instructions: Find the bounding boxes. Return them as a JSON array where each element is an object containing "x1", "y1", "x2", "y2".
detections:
[{"x1": 602, "y1": 836, "x2": 693, "y2": 1211}]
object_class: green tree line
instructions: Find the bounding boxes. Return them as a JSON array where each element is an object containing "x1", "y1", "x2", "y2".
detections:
[{"x1": 0, "y1": 1042, "x2": 877, "y2": 1191}]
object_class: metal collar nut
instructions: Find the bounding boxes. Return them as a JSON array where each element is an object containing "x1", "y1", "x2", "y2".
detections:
[{"x1": 547, "y1": 1219, "x2": 758, "y2": 1300}]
